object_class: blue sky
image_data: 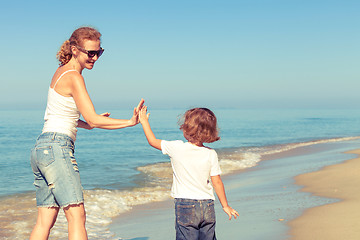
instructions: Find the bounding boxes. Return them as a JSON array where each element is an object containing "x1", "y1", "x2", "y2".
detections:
[{"x1": 0, "y1": 0, "x2": 359, "y2": 110}]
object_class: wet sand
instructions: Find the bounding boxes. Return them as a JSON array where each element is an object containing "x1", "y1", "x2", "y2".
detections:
[{"x1": 288, "y1": 149, "x2": 360, "y2": 240}]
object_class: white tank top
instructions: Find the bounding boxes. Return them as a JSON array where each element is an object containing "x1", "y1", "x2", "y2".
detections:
[{"x1": 42, "y1": 70, "x2": 80, "y2": 141}]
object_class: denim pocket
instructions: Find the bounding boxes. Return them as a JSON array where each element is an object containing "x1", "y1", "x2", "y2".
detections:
[
  {"x1": 35, "y1": 146, "x2": 55, "y2": 167},
  {"x1": 176, "y1": 204, "x2": 196, "y2": 226},
  {"x1": 205, "y1": 201, "x2": 216, "y2": 223}
]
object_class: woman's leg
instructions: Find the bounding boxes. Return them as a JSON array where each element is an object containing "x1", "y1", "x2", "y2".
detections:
[
  {"x1": 64, "y1": 203, "x2": 88, "y2": 240},
  {"x1": 30, "y1": 207, "x2": 59, "y2": 240}
]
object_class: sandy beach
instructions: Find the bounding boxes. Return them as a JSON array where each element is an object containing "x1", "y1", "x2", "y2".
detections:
[
  {"x1": 110, "y1": 140, "x2": 360, "y2": 240},
  {"x1": 288, "y1": 149, "x2": 360, "y2": 240}
]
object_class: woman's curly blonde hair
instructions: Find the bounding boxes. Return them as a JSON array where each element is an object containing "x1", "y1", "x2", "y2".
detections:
[
  {"x1": 56, "y1": 26, "x2": 102, "y2": 66},
  {"x1": 179, "y1": 108, "x2": 220, "y2": 146}
]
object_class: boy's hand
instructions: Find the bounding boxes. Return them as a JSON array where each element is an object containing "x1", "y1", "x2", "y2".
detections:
[
  {"x1": 139, "y1": 106, "x2": 150, "y2": 123},
  {"x1": 129, "y1": 99, "x2": 145, "y2": 126},
  {"x1": 223, "y1": 206, "x2": 239, "y2": 220},
  {"x1": 138, "y1": 105, "x2": 162, "y2": 150}
]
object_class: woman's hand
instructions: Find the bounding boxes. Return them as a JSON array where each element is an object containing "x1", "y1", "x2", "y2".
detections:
[{"x1": 100, "y1": 112, "x2": 111, "y2": 117}]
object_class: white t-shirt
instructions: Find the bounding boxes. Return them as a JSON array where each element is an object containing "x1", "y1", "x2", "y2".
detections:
[{"x1": 161, "y1": 140, "x2": 222, "y2": 200}]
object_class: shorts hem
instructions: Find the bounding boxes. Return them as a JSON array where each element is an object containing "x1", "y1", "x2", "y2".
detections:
[
  {"x1": 37, "y1": 204, "x2": 60, "y2": 208},
  {"x1": 61, "y1": 201, "x2": 84, "y2": 209},
  {"x1": 37, "y1": 201, "x2": 84, "y2": 209}
]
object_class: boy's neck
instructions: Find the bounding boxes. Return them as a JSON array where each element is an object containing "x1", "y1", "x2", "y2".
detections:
[{"x1": 188, "y1": 141, "x2": 204, "y2": 147}]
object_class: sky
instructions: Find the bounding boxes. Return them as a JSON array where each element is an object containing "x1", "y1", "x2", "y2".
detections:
[{"x1": 0, "y1": 0, "x2": 359, "y2": 110}]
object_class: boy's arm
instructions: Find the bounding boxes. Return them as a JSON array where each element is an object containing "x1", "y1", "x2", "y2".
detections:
[
  {"x1": 139, "y1": 106, "x2": 162, "y2": 150},
  {"x1": 211, "y1": 175, "x2": 239, "y2": 220}
]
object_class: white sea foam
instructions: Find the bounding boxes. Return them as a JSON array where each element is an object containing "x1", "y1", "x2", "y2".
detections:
[
  {"x1": 218, "y1": 152, "x2": 261, "y2": 175},
  {"x1": 217, "y1": 136, "x2": 360, "y2": 175},
  {"x1": 83, "y1": 187, "x2": 171, "y2": 239},
  {"x1": 0, "y1": 187, "x2": 171, "y2": 239},
  {"x1": 261, "y1": 136, "x2": 360, "y2": 156}
]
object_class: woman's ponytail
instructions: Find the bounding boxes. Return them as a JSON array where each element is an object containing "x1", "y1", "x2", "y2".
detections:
[{"x1": 56, "y1": 40, "x2": 72, "y2": 66}]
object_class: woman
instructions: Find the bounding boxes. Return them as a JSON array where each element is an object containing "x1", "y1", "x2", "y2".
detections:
[{"x1": 30, "y1": 26, "x2": 144, "y2": 240}]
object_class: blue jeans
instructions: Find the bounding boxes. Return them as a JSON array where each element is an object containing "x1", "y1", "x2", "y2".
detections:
[
  {"x1": 30, "y1": 132, "x2": 84, "y2": 208},
  {"x1": 175, "y1": 198, "x2": 217, "y2": 240}
]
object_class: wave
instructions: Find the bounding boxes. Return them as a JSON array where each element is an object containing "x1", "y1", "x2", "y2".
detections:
[
  {"x1": 0, "y1": 187, "x2": 171, "y2": 240},
  {"x1": 1, "y1": 136, "x2": 359, "y2": 239},
  {"x1": 139, "y1": 136, "x2": 360, "y2": 177}
]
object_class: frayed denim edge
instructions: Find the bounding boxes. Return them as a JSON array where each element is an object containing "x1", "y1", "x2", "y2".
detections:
[
  {"x1": 37, "y1": 204, "x2": 60, "y2": 208},
  {"x1": 37, "y1": 201, "x2": 84, "y2": 209}
]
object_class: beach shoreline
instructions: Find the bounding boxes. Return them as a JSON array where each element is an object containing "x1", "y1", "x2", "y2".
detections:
[
  {"x1": 1, "y1": 138, "x2": 359, "y2": 239},
  {"x1": 109, "y1": 140, "x2": 360, "y2": 240},
  {"x1": 288, "y1": 149, "x2": 360, "y2": 240}
]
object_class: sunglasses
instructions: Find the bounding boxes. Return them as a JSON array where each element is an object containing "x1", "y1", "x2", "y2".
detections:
[{"x1": 76, "y1": 46, "x2": 104, "y2": 58}]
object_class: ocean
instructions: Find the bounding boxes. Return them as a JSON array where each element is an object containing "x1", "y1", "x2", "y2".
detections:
[{"x1": 1, "y1": 108, "x2": 360, "y2": 239}]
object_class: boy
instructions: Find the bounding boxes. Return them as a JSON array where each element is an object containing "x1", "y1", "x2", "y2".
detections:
[{"x1": 139, "y1": 107, "x2": 238, "y2": 240}]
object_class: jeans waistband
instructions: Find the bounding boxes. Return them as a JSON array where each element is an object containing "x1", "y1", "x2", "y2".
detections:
[
  {"x1": 37, "y1": 132, "x2": 74, "y2": 146},
  {"x1": 175, "y1": 198, "x2": 214, "y2": 203}
]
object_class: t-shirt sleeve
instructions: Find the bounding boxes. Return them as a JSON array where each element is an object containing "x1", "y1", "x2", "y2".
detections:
[
  {"x1": 161, "y1": 140, "x2": 182, "y2": 156},
  {"x1": 210, "y1": 150, "x2": 222, "y2": 176}
]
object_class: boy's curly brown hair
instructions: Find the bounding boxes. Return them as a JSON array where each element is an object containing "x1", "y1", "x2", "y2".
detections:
[{"x1": 179, "y1": 108, "x2": 220, "y2": 146}]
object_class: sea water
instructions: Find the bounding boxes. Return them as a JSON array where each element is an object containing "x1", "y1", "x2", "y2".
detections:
[{"x1": 1, "y1": 108, "x2": 360, "y2": 239}]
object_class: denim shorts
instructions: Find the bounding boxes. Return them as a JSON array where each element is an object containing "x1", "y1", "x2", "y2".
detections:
[
  {"x1": 175, "y1": 198, "x2": 217, "y2": 240},
  {"x1": 30, "y1": 132, "x2": 84, "y2": 208}
]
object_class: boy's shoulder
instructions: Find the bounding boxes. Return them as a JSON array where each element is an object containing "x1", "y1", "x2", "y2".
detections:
[
  {"x1": 162, "y1": 139, "x2": 184, "y2": 145},
  {"x1": 161, "y1": 139, "x2": 185, "y2": 149},
  {"x1": 162, "y1": 140, "x2": 217, "y2": 153}
]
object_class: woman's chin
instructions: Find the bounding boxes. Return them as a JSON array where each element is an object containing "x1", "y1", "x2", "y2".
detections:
[{"x1": 85, "y1": 63, "x2": 95, "y2": 69}]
